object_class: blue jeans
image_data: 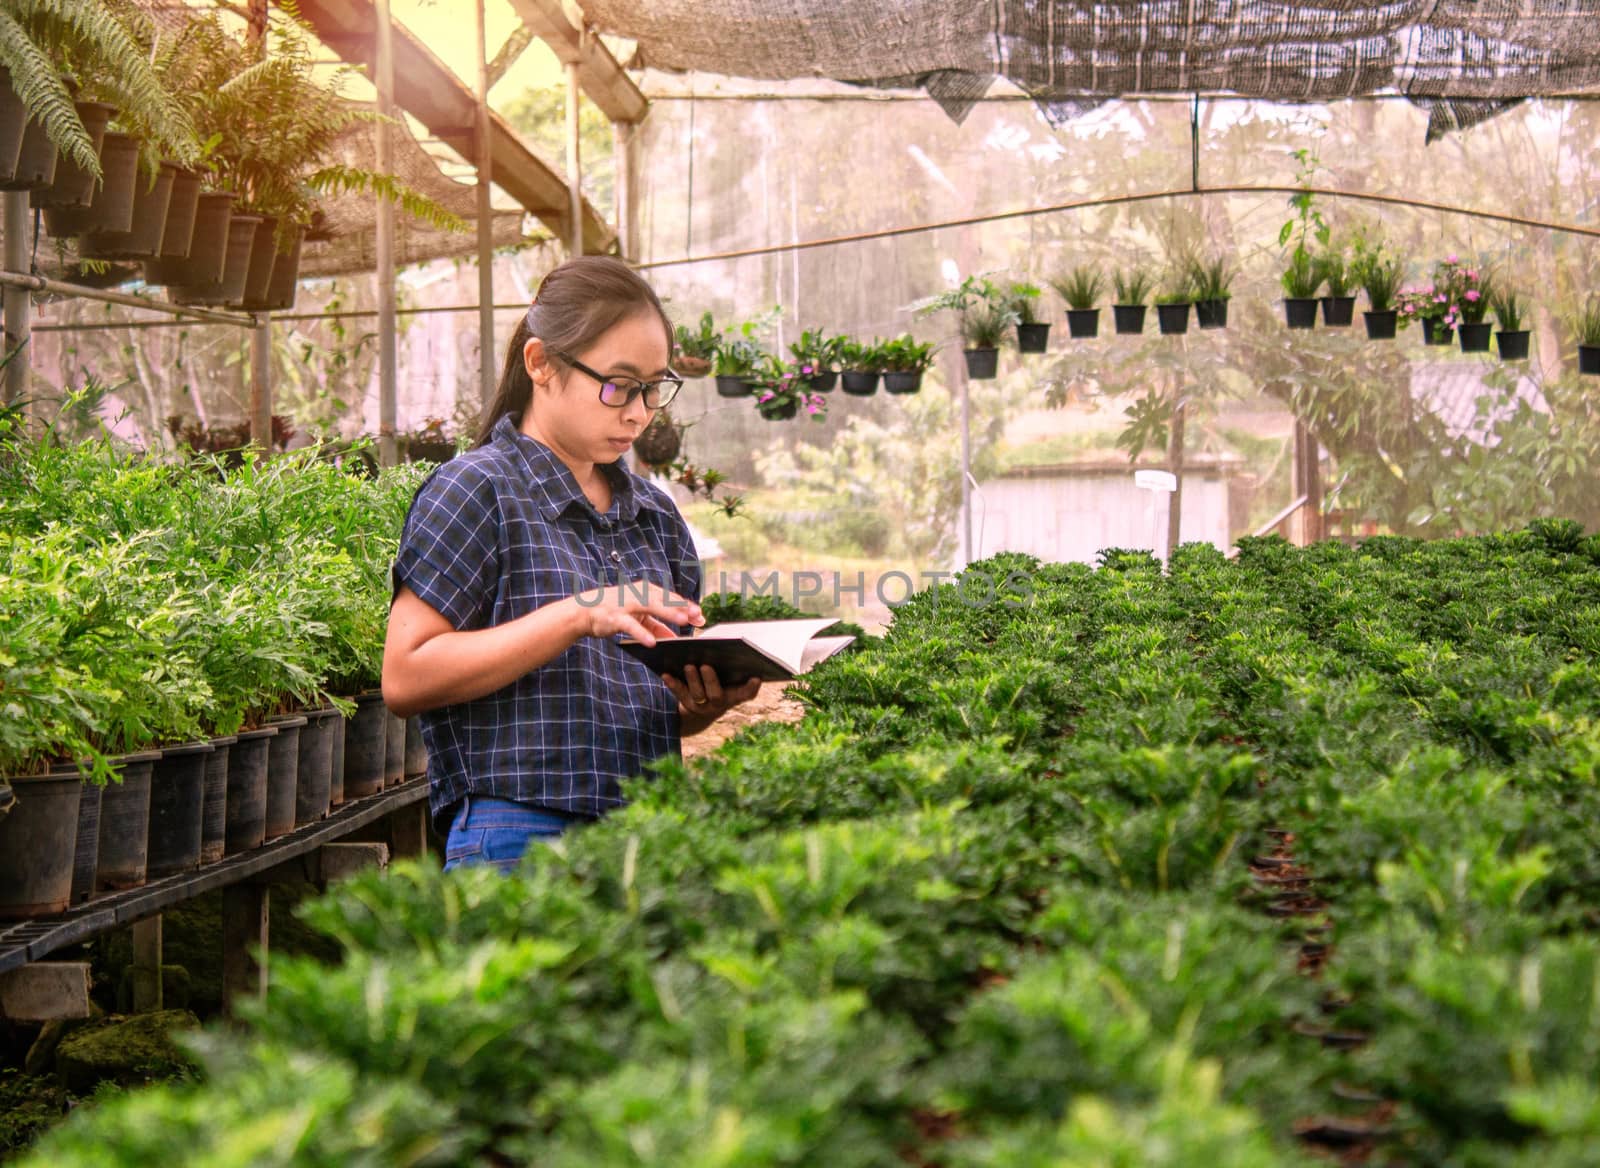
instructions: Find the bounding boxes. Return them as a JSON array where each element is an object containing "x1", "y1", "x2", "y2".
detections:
[{"x1": 443, "y1": 795, "x2": 582, "y2": 873}]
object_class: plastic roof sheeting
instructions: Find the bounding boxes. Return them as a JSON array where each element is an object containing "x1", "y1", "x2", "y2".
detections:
[{"x1": 581, "y1": 1, "x2": 1600, "y2": 135}]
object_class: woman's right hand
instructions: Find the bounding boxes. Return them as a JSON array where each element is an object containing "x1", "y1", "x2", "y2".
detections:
[{"x1": 573, "y1": 579, "x2": 704, "y2": 645}]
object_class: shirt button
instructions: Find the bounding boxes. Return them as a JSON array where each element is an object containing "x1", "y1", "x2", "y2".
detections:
[{"x1": 610, "y1": 550, "x2": 622, "y2": 564}]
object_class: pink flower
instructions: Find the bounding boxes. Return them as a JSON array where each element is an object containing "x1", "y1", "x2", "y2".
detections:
[
  {"x1": 1466, "y1": 270, "x2": 1478, "y2": 281},
  {"x1": 1435, "y1": 294, "x2": 1447, "y2": 303},
  {"x1": 757, "y1": 390, "x2": 774, "y2": 403},
  {"x1": 801, "y1": 364, "x2": 814, "y2": 375},
  {"x1": 1465, "y1": 290, "x2": 1480, "y2": 302},
  {"x1": 1447, "y1": 254, "x2": 1459, "y2": 264}
]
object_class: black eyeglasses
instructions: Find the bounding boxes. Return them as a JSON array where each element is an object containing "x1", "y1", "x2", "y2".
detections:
[{"x1": 555, "y1": 351, "x2": 683, "y2": 410}]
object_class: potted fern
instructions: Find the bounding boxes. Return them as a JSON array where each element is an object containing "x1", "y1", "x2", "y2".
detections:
[
  {"x1": 1187, "y1": 254, "x2": 1234, "y2": 330},
  {"x1": 1576, "y1": 299, "x2": 1600, "y2": 376},
  {"x1": 673, "y1": 311, "x2": 720, "y2": 377},
  {"x1": 1008, "y1": 283, "x2": 1050, "y2": 353},
  {"x1": 1111, "y1": 267, "x2": 1152, "y2": 335},
  {"x1": 1052, "y1": 265, "x2": 1104, "y2": 339},
  {"x1": 1491, "y1": 288, "x2": 1530, "y2": 361},
  {"x1": 1317, "y1": 247, "x2": 1357, "y2": 327}
]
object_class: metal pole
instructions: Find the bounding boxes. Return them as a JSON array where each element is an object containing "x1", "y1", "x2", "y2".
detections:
[
  {"x1": 958, "y1": 356, "x2": 972, "y2": 569},
  {"x1": 566, "y1": 60, "x2": 582, "y2": 256},
  {"x1": 612, "y1": 120, "x2": 632, "y2": 260},
  {"x1": 249, "y1": 319, "x2": 271, "y2": 449},
  {"x1": 375, "y1": 0, "x2": 398, "y2": 469},
  {"x1": 2, "y1": 194, "x2": 30, "y2": 405},
  {"x1": 473, "y1": 0, "x2": 495, "y2": 410},
  {"x1": 0, "y1": 268, "x2": 257, "y2": 328}
]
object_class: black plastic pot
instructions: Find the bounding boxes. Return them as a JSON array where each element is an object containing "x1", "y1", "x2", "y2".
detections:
[
  {"x1": 143, "y1": 191, "x2": 233, "y2": 286},
  {"x1": 171, "y1": 212, "x2": 260, "y2": 306},
  {"x1": 80, "y1": 161, "x2": 177, "y2": 260},
  {"x1": 1017, "y1": 322, "x2": 1051, "y2": 353},
  {"x1": 1457, "y1": 322, "x2": 1492, "y2": 352},
  {"x1": 757, "y1": 396, "x2": 800, "y2": 421},
  {"x1": 70, "y1": 778, "x2": 102, "y2": 904},
  {"x1": 1194, "y1": 299, "x2": 1230, "y2": 329},
  {"x1": 1363, "y1": 310, "x2": 1398, "y2": 340},
  {"x1": 31, "y1": 101, "x2": 115, "y2": 210},
  {"x1": 0, "y1": 771, "x2": 84, "y2": 918},
  {"x1": 146, "y1": 741, "x2": 214, "y2": 878},
  {"x1": 97, "y1": 751, "x2": 160, "y2": 891},
  {"x1": 231, "y1": 215, "x2": 279, "y2": 310},
  {"x1": 840, "y1": 370, "x2": 879, "y2": 395},
  {"x1": 715, "y1": 375, "x2": 753, "y2": 398},
  {"x1": 41, "y1": 130, "x2": 141, "y2": 238},
  {"x1": 254, "y1": 226, "x2": 304, "y2": 312},
  {"x1": 155, "y1": 169, "x2": 203, "y2": 260},
  {"x1": 963, "y1": 348, "x2": 999, "y2": 380},
  {"x1": 1580, "y1": 345, "x2": 1600, "y2": 376},
  {"x1": 1112, "y1": 305, "x2": 1146, "y2": 335},
  {"x1": 1156, "y1": 303, "x2": 1191, "y2": 335},
  {"x1": 385, "y1": 710, "x2": 407, "y2": 788},
  {"x1": 264, "y1": 714, "x2": 307, "y2": 840},
  {"x1": 295, "y1": 708, "x2": 337, "y2": 827},
  {"x1": 1495, "y1": 330, "x2": 1530, "y2": 361},
  {"x1": 1320, "y1": 296, "x2": 1356, "y2": 327},
  {"x1": 803, "y1": 370, "x2": 837, "y2": 393},
  {"x1": 1066, "y1": 309, "x2": 1101, "y2": 338},
  {"x1": 5, "y1": 103, "x2": 63, "y2": 193},
  {"x1": 200, "y1": 735, "x2": 235, "y2": 865},
  {"x1": 344, "y1": 693, "x2": 388, "y2": 799},
  {"x1": 1283, "y1": 299, "x2": 1318, "y2": 330},
  {"x1": 405, "y1": 715, "x2": 428, "y2": 779},
  {"x1": 1421, "y1": 317, "x2": 1454, "y2": 346},
  {"x1": 0, "y1": 69, "x2": 27, "y2": 185},
  {"x1": 329, "y1": 713, "x2": 347, "y2": 807},
  {"x1": 225, "y1": 726, "x2": 276, "y2": 855},
  {"x1": 883, "y1": 371, "x2": 924, "y2": 394}
]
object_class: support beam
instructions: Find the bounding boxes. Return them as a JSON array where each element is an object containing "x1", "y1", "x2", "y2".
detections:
[
  {"x1": 956, "y1": 349, "x2": 972, "y2": 568},
  {"x1": 474, "y1": 0, "x2": 495, "y2": 410},
  {"x1": 566, "y1": 60, "x2": 583, "y2": 257},
  {"x1": 503, "y1": 0, "x2": 647, "y2": 123},
  {"x1": 249, "y1": 319, "x2": 271, "y2": 450},
  {"x1": 613, "y1": 120, "x2": 633, "y2": 260},
  {"x1": 2, "y1": 193, "x2": 28, "y2": 406},
  {"x1": 131, "y1": 916, "x2": 163, "y2": 1013},
  {"x1": 1166, "y1": 377, "x2": 1186, "y2": 560},
  {"x1": 222, "y1": 884, "x2": 268, "y2": 1014},
  {"x1": 375, "y1": 0, "x2": 399, "y2": 469},
  {"x1": 0, "y1": 963, "x2": 91, "y2": 1022}
]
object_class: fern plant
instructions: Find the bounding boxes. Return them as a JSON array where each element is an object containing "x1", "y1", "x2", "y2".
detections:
[{"x1": 0, "y1": 0, "x2": 196, "y2": 178}]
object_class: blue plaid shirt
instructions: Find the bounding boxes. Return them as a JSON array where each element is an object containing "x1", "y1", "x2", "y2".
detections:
[{"x1": 392, "y1": 414, "x2": 701, "y2": 832}]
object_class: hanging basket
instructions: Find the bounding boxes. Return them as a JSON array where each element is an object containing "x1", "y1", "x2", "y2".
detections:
[
  {"x1": 1157, "y1": 303, "x2": 1192, "y2": 335},
  {"x1": 963, "y1": 348, "x2": 999, "y2": 379},
  {"x1": 31, "y1": 101, "x2": 115, "y2": 210},
  {"x1": 1320, "y1": 296, "x2": 1356, "y2": 327},
  {"x1": 634, "y1": 410, "x2": 683, "y2": 468},
  {"x1": 170, "y1": 212, "x2": 260, "y2": 306},
  {"x1": 1363, "y1": 310, "x2": 1398, "y2": 340},
  {"x1": 840, "y1": 370, "x2": 879, "y2": 395},
  {"x1": 1112, "y1": 305, "x2": 1146, "y2": 335},
  {"x1": 1194, "y1": 299, "x2": 1229, "y2": 329},
  {"x1": 144, "y1": 191, "x2": 234, "y2": 286},
  {"x1": 1016, "y1": 322, "x2": 1051, "y2": 353},
  {"x1": 674, "y1": 354, "x2": 713, "y2": 378},
  {"x1": 1282, "y1": 299, "x2": 1318, "y2": 330},
  {"x1": 41, "y1": 130, "x2": 141, "y2": 238},
  {"x1": 1496, "y1": 330, "x2": 1530, "y2": 360},
  {"x1": 883, "y1": 370, "x2": 924, "y2": 394},
  {"x1": 80, "y1": 160, "x2": 177, "y2": 260}
]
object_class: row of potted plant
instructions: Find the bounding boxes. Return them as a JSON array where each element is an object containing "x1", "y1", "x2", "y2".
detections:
[
  {"x1": 0, "y1": 413, "x2": 428, "y2": 919},
  {"x1": 673, "y1": 313, "x2": 940, "y2": 416},
  {"x1": 0, "y1": 1, "x2": 456, "y2": 311}
]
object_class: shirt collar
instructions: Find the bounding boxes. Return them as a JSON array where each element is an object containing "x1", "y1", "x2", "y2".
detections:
[{"x1": 493, "y1": 414, "x2": 670, "y2": 523}]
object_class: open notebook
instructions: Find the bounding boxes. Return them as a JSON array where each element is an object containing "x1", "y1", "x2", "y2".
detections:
[{"x1": 618, "y1": 617, "x2": 855, "y2": 682}]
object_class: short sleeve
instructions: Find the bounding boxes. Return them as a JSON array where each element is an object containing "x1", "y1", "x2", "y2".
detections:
[{"x1": 391, "y1": 461, "x2": 502, "y2": 630}]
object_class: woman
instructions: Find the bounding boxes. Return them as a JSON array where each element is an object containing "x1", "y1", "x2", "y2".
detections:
[{"x1": 382, "y1": 257, "x2": 761, "y2": 871}]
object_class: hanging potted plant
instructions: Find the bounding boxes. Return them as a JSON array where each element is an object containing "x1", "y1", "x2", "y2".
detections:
[
  {"x1": 1280, "y1": 250, "x2": 1322, "y2": 329},
  {"x1": 911, "y1": 274, "x2": 1016, "y2": 380},
  {"x1": 1052, "y1": 265, "x2": 1104, "y2": 338},
  {"x1": 1492, "y1": 288, "x2": 1530, "y2": 361},
  {"x1": 1111, "y1": 267, "x2": 1151, "y2": 335},
  {"x1": 1576, "y1": 298, "x2": 1600, "y2": 376},
  {"x1": 634, "y1": 407, "x2": 684, "y2": 470},
  {"x1": 398, "y1": 416, "x2": 459, "y2": 464},
  {"x1": 1353, "y1": 241, "x2": 1404, "y2": 339},
  {"x1": 880, "y1": 333, "x2": 935, "y2": 393},
  {"x1": 713, "y1": 336, "x2": 763, "y2": 397},
  {"x1": 1008, "y1": 282, "x2": 1050, "y2": 353},
  {"x1": 1455, "y1": 267, "x2": 1493, "y2": 353},
  {"x1": 1155, "y1": 274, "x2": 1193, "y2": 336},
  {"x1": 788, "y1": 329, "x2": 843, "y2": 392},
  {"x1": 1316, "y1": 246, "x2": 1357, "y2": 327},
  {"x1": 1187, "y1": 254, "x2": 1234, "y2": 330},
  {"x1": 754, "y1": 356, "x2": 827, "y2": 422},
  {"x1": 672, "y1": 311, "x2": 720, "y2": 377},
  {"x1": 839, "y1": 338, "x2": 883, "y2": 395}
]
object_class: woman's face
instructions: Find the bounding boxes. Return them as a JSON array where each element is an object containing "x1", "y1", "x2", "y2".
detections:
[{"x1": 527, "y1": 309, "x2": 671, "y2": 466}]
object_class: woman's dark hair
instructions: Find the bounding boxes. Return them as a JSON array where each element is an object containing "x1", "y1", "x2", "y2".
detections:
[{"x1": 475, "y1": 256, "x2": 673, "y2": 447}]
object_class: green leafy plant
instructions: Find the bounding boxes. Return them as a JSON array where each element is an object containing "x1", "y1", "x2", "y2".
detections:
[
  {"x1": 1112, "y1": 267, "x2": 1154, "y2": 306},
  {"x1": 1315, "y1": 246, "x2": 1355, "y2": 297},
  {"x1": 712, "y1": 337, "x2": 764, "y2": 378},
  {"x1": 787, "y1": 329, "x2": 845, "y2": 376},
  {"x1": 1051, "y1": 266, "x2": 1105, "y2": 310},
  {"x1": 912, "y1": 273, "x2": 1019, "y2": 350},
  {"x1": 1153, "y1": 272, "x2": 1194, "y2": 305},
  {"x1": 1353, "y1": 239, "x2": 1405, "y2": 313},
  {"x1": 1279, "y1": 249, "x2": 1322, "y2": 299},
  {"x1": 1006, "y1": 282, "x2": 1044, "y2": 325},
  {"x1": 1491, "y1": 287, "x2": 1526, "y2": 332},
  {"x1": 673, "y1": 311, "x2": 721, "y2": 362},
  {"x1": 1185, "y1": 254, "x2": 1235, "y2": 302},
  {"x1": 1572, "y1": 298, "x2": 1600, "y2": 346},
  {"x1": 879, "y1": 334, "x2": 935, "y2": 373},
  {"x1": 1279, "y1": 148, "x2": 1331, "y2": 297},
  {"x1": 960, "y1": 303, "x2": 1014, "y2": 349}
]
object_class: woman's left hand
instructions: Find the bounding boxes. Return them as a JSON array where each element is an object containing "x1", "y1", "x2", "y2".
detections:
[{"x1": 663, "y1": 665, "x2": 762, "y2": 726}]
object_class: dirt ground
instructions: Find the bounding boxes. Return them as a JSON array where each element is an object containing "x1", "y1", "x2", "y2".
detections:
[{"x1": 681, "y1": 681, "x2": 807, "y2": 759}]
